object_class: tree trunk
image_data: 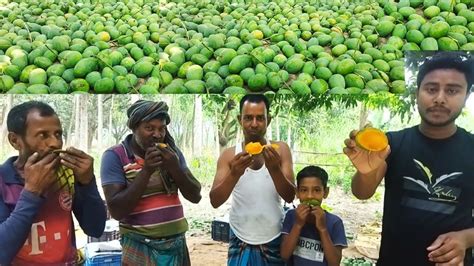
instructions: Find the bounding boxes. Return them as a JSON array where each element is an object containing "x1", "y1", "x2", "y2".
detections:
[
  {"x1": 267, "y1": 119, "x2": 272, "y2": 141},
  {"x1": 87, "y1": 97, "x2": 96, "y2": 149},
  {"x1": 108, "y1": 95, "x2": 115, "y2": 145},
  {"x1": 287, "y1": 123, "x2": 292, "y2": 149},
  {"x1": 66, "y1": 104, "x2": 74, "y2": 147},
  {"x1": 97, "y1": 95, "x2": 104, "y2": 150},
  {"x1": 192, "y1": 95, "x2": 203, "y2": 157},
  {"x1": 88, "y1": 127, "x2": 95, "y2": 150},
  {"x1": 359, "y1": 103, "x2": 369, "y2": 130},
  {"x1": 0, "y1": 95, "x2": 13, "y2": 153},
  {"x1": 190, "y1": 97, "x2": 195, "y2": 155},
  {"x1": 79, "y1": 95, "x2": 88, "y2": 152},
  {"x1": 73, "y1": 95, "x2": 80, "y2": 147},
  {"x1": 276, "y1": 116, "x2": 281, "y2": 141},
  {"x1": 235, "y1": 128, "x2": 242, "y2": 147},
  {"x1": 218, "y1": 98, "x2": 237, "y2": 151},
  {"x1": 215, "y1": 109, "x2": 222, "y2": 154}
]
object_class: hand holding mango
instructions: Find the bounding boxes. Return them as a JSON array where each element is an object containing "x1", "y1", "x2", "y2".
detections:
[
  {"x1": 57, "y1": 147, "x2": 94, "y2": 185},
  {"x1": 52, "y1": 149, "x2": 72, "y2": 155},
  {"x1": 155, "y1": 143, "x2": 168, "y2": 149},
  {"x1": 344, "y1": 127, "x2": 391, "y2": 175},
  {"x1": 355, "y1": 127, "x2": 388, "y2": 152},
  {"x1": 244, "y1": 142, "x2": 279, "y2": 155}
]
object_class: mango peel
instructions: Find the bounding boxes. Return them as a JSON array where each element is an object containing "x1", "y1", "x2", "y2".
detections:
[{"x1": 301, "y1": 199, "x2": 321, "y2": 207}]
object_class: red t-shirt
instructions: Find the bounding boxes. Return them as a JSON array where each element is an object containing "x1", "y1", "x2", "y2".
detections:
[{"x1": 13, "y1": 187, "x2": 76, "y2": 265}]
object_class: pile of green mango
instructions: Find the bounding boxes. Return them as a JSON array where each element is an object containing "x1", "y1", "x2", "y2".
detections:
[
  {"x1": 342, "y1": 257, "x2": 374, "y2": 266},
  {"x1": 0, "y1": 0, "x2": 472, "y2": 94}
]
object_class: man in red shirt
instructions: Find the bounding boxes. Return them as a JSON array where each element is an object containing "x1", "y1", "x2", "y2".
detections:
[{"x1": 0, "y1": 101, "x2": 106, "y2": 265}]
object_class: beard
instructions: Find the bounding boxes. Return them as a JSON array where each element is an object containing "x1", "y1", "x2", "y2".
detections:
[
  {"x1": 135, "y1": 138, "x2": 148, "y2": 150},
  {"x1": 419, "y1": 107, "x2": 462, "y2": 127},
  {"x1": 245, "y1": 129, "x2": 266, "y2": 142},
  {"x1": 20, "y1": 141, "x2": 58, "y2": 159},
  {"x1": 135, "y1": 137, "x2": 161, "y2": 151},
  {"x1": 18, "y1": 147, "x2": 60, "y2": 171}
]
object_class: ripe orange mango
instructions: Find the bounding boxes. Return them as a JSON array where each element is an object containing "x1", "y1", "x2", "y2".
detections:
[
  {"x1": 245, "y1": 142, "x2": 279, "y2": 155},
  {"x1": 355, "y1": 127, "x2": 388, "y2": 152},
  {"x1": 155, "y1": 143, "x2": 168, "y2": 148},
  {"x1": 245, "y1": 142, "x2": 264, "y2": 155}
]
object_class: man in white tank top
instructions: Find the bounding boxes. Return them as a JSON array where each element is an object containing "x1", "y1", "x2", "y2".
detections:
[{"x1": 210, "y1": 94, "x2": 295, "y2": 266}]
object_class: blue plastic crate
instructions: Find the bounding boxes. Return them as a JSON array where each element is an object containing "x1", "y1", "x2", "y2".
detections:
[
  {"x1": 88, "y1": 219, "x2": 120, "y2": 243},
  {"x1": 87, "y1": 230, "x2": 120, "y2": 243},
  {"x1": 84, "y1": 241, "x2": 121, "y2": 266},
  {"x1": 211, "y1": 219, "x2": 230, "y2": 243},
  {"x1": 85, "y1": 254, "x2": 121, "y2": 266}
]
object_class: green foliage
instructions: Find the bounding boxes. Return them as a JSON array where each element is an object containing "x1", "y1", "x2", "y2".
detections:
[
  {"x1": 373, "y1": 190, "x2": 382, "y2": 202},
  {"x1": 364, "y1": 94, "x2": 415, "y2": 124},
  {"x1": 283, "y1": 93, "x2": 414, "y2": 121},
  {"x1": 187, "y1": 217, "x2": 211, "y2": 233},
  {"x1": 188, "y1": 154, "x2": 218, "y2": 184}
]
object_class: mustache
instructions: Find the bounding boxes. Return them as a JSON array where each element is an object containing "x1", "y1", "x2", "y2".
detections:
[
  {"x1": 151, "y1": 138, "x2": 161, "y2": 144},
  {"x1": 37, "y1": 150, "x2": 61, "y2": 156},
  {"x1": 427, "y1": 106, "x2": 450, "y2": 113}
]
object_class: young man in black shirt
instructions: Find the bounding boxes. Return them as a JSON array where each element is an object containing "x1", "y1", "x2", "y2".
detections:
[{"x1": 344, "y1": 52, "x2": 474, "y2": 266}]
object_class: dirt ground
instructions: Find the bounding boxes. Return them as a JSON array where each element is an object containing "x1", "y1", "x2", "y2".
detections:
[
  {"x1": 76, "y1": 186, "x2": 383, "y2": 266},
  {"x1": 183, "y1": 184, "x2": 384, "y2": 266},
  {"x1": 77, "y1": 184, "x2": 383, "y2": 265}
]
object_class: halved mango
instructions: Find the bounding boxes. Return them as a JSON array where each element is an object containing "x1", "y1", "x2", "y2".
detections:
[
  {"x1": 355, "y1": 127, "x2": 388, "y2": 152},
  {"x1": 245, "y1": 142, "x2": 264, "y2": 155}
]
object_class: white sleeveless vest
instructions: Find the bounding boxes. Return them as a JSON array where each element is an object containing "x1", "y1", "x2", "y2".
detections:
[{"x1": 229, "y1": 142, "x2": 284, "y2": 245}]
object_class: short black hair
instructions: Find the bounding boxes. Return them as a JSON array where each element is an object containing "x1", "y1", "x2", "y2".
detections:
[
  {"x1": 296, "y1": 165, "x2": 329, "y2": 188},
  {"x1": 239, "y1": 94, "x2": 271, "y2": 114},
  {"x1": 417, "y1": 52, "x2": 474, "y2": 93},
  {"x1": 7, "y1": 101, "x2": 57, "y2": 136}
]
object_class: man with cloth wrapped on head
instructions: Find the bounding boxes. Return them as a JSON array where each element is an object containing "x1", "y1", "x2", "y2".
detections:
[{"x1": 100, "y1": 99, "x2": 202, "y2": 266}]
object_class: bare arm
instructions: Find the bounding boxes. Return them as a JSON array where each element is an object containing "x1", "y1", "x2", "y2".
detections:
[
  {"x1": 168, "y1": 168, "x2": 201, "y2": 203},
  {"x1": 319, "y1": 229, "x2": 343, "y2": 266},
  {"x1": 102, "y1": 169, "x2": 153, "y2": 220},
  {"x1": 463, "y1": 228, "x2": 474, "y2": 248},
  {"x1": 427, "y1": 228, "x2": 474, "y2": 265},
  {"x1": 264, "y1": 141, "x2": 295, "y2": 203},
  {"x1": 209, "y1": 148, "x2": 252, "y2": 208},
  {"x1": 156, "y1": 146, "x2": 201, "y2": 203},
  {"x1": 351, "y1": 163, "x2": 387, "y2": 200},
  {"x1": 280, "y1": 228, "x2": 302, "y2": 261},
  {"x1": 280, "y1": 205, "x2": 310, "y2": 261},
  {"x1": 313, "y1": 207, "x2": 343, "y2": 266},
  {"x1": 101, "y1": 144, "x2": 171, "y2": 220}
]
